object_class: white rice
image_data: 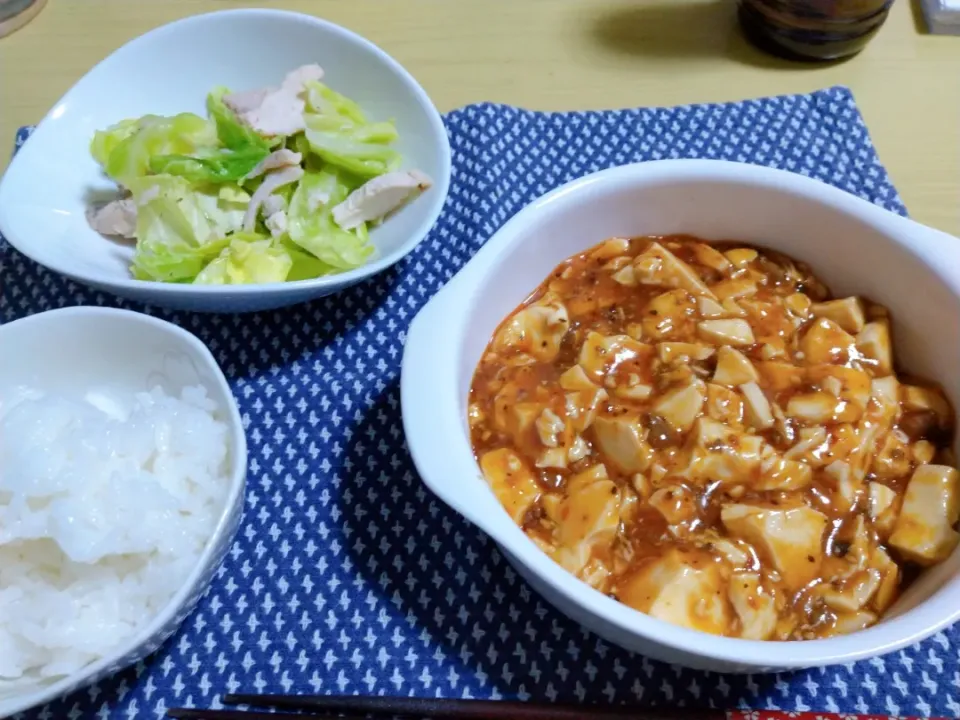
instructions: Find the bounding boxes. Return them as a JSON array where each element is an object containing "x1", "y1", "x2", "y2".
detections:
[{"x1": 0, "y1": 383, "x2": 230, "y2": 687}]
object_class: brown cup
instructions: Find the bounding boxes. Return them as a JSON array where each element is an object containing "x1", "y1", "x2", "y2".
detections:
[{"x1": 738, "y1": 0, "x2": 896, "y2": 61}]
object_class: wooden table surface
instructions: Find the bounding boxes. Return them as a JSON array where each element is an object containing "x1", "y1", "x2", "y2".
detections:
[{"x1": 1, "y1": 0, "x2": 958, "y2": 234}]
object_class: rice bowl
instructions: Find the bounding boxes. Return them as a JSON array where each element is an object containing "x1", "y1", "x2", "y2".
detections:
[{"x1": 0, "y1": 307, "x2": 247, "y2": 716}]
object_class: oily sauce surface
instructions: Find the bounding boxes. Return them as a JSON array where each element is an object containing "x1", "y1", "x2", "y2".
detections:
[{"x1": 468, "y1": 235, "x2": 958, "y2": 640}]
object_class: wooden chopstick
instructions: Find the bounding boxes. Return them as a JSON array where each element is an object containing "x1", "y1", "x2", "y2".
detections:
[
  {"x1": 214, "y1": 694, "x2": 716, "y2": 719},
  {"x1": 168, "y1": 696, "x2": 952, "y2": 720},
  {"x1": 167, "y1": 712, "x2": 368, "y2": 720}
]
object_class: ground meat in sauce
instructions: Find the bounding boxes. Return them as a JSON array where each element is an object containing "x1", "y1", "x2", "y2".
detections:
[{"x1": 469, "y1": 234, "x2": 959, "y2": 640}]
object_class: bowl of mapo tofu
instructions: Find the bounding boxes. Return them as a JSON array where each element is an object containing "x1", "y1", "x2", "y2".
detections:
[{"x1": 400, "y1": 160, "x2": 960, "y2": 672}]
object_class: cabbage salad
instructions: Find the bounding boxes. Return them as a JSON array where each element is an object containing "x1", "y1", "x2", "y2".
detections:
[{"x1": 87, "y1": 65, "x2": 431, "y2": 285}]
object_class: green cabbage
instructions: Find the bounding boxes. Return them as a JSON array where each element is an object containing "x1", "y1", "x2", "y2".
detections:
[
  {"x1": 303, "y1": 81, "x2": 400, "y2": 179},
  {"x1": 206, "y1": 87, "x2": 272, "y2": 151},
  {"x1": 146, "y1": 89, "x2": 273, "y2": 184},
  {"x1": 282, "y1": 240, "x2": 337, "y2": 281},
  {"x1": 90, "y1": 119, "x2": 140, "y2": 167},
  {"x1": 89, "y1": 74, "x2": 407, "y2": 285},
  {"x1": 286, "y1": 170, "x2": 373, "y2": 270},
  {"x1": 194, "y1": 235, "x2": 292, "y2": 285},
  {"x1": 92, "y1": 113, "x2": 217, "y2": 187},
  {"x1": 305, "y1": 81, "x2": 367, "y2": 125},
  {"x1": 148, "y1": 147, "x2": 269, "y2": 185},
  {"x1": 131, "y1": 236, "x2": 229, "y2": 283},
  {"x1": 125, "y1": 175, "x2": 247, "y2": 282}
]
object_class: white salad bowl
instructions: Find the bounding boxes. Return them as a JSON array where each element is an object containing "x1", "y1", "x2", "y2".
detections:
[
  {"x1": 0, "y1": 307, "x2": 247, "y2": 716},
  {"x1": 0, "y1": 9, "x2": 451, "y2": 313},
  {"x1": 401, "y1": 159, "x2": 960, "y2": 673}
]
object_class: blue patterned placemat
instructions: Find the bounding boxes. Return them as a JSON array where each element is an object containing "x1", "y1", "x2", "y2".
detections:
[{"x1": 4, "y1": 87, "x2": 956, "y2": 720}]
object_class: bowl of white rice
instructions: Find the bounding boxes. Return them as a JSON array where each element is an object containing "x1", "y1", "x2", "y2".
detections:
[{"x1": 0, "y1": 306, "x2": 247, "y2": 716}]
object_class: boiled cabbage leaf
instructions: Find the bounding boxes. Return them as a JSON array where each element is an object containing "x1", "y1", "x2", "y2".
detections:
[{"x1": 285, "y1": 170, "x2": 373, "y2": 270}]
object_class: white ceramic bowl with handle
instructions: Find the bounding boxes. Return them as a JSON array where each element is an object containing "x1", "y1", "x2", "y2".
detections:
[
  {"x1": 0, "y1": 307, "x2": 247, "y2": 716},
  {"x1": 401, "y1": 159, "x2": 960, "y2": 673},
  {"x1": 0, "y1": 9, "x2": 451, "y2": 312}
]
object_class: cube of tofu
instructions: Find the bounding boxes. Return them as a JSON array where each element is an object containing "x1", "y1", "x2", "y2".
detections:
[
  {"x1": 871, "y1": 376, "x2": 900, "y2": 409},
  {"x1": 721, "y1": 298, "x2": 747, "y2": 318},
  {"x1": 721, "y1": 504, "x2": 828, "y2": 590},
  {"x1": 696, "y1": 533, "x2": 754, "y2": 568},
  {"x1": 648, "y1": 484, "x2": 698, "y2": 526},
  {"x1": 602, "y1": 256, "x2": 632, "y2": 272},
  {"x1": 901, "y1": 385, "x2": 953, "y2": 427},
  {"x1": 754, "y1": 455, "x2": 813, "y2": 491},
  {"x1": 807, "y1": 365, "x2": 871, "y2": 415},
  {"x1": 553, "y1": 479, "x2": 621, "y2": 554},
  {"x1": 559, "y1": 364, "x2": 596, "y2": 391},
  {"x1": 757, "y1": 361, "x2": 804, "y2": 391},
  {"x1": 567, "y1": 435, "x2": 591, "y2": 463},
  {"x1": 713, "y1": 347, "x2": 759, "y2": 386},
  {"x1": 871, "y1": 431, "x2": 913, "y2": 480},
  {"x1": 618, "y1": 549, "x2": 731, "y2": 635},
  {"x1": 799, "y1": 318, "x2": 856, "y2": 365},
  {"x1": 868, "y1": 481, "x2": 899, "y2": 534},
  {"x1": 684, "y1": 418, "x2": 764, "y2": 483},
  {"x1": 705, "y1": 383, "x2": 744, "y2": 427},
  {"x1": 492, "y1": 388, "x2": 541, "y2": 437},
  {"x1": 831, "y1": 611, "x2": 878, "y2": 636},
  {"x1": 642, "y1": 289, "x2": 698, "y2": 340},
  {"x1": 593, "y1": 415, "x2": 654, "y2": 473},
  {"x1": 564, "y1": 387, "x2": 607, "y2": 433},
  {"x1": 512, "y1": 403, "x2": 542, "y2": 435},
  {"x1": 913, "y1": 440, "x2": 936, "y2": 465},
  {"x1": 625, "y1": 323, "x2": 645, "y2": 341},
  {"x1": 657, "y1": 342, "x2": 715, "y2": 364},
  {"x1": 536, "y1": 447, "x2": 568, "y2": 469},
  {"x1": 613, "y1": 380, "x2": 654, "y2": 402},
  {"x1": 494, "y1": 294, "x2": 570, "y2": 361},
  {"x1": 783, "y1": 427, "x2": 828, "y2": 465},
  {"x1": 590, "y1": 236, "x2": 631, "y2": 260},
  {"x1": 578, "y1": 332, "x2": 653, "y2": 382},
  {"x1": 818, "y1": 569, "x2": 882, "y2": 613},
  {"x1": 692, "y1": 243, "x2": 732, "y2": 273},
  {"x1": 480, "y1": 449, "x2": 541, "y2": 524},
  {"x1": 565, "y1": 463, "x2": 609, "y2": 494},
  {"x1": 536, "y1": 408, "x2": 566, "y2": 447},
  {"x1": 786, "y1": 391, "x2": 841, "y2": 425},
  {"x1": 711, "y1": 278, "x2": 758, "y2": 301},
  {"x1": 728, "y1": 573, "x2": 778, "y2": 640},
  {"x1": 652, "y1": 381, "x2": 706, "y2": 433},
  {"x1": 633, "y1": 242, "x2": 716, "y2": 298},
  {"x1": 697, "y1": 296, "x2": 726, "y2": 318},
  {"x1": 811, "y1": 297, "x2": 866, "y2": 334},
  {"x1": 739, "y1": 382, "x2": 775, "y2": 430},
  {"x1": 724, "y1": 248, "x2": 758, "y2": 267},
  {"x1": 840, "y1": 514, "x2": 874, "y2": 570},
  {"x1": 612, "y1": 265, "x2": 637, "y2": 286},
  {"x1": 823, "y1": 460, "x2": 862, "y2": 512},
  {"x1": 889, "y1": 465, "x2": 960, "y2": 565},
  {"x1": 784, "y1": 293, "x2": 812, "y2": 318},
  {"x1": 856, "y1": 320, "x2": 893, "y2": 376},
  {"x1": 869, "y1": 545, "x2": 900, "y2": 613},
  {"x1": 697, "y1": 319, "x2": 755, "y2": 346}
]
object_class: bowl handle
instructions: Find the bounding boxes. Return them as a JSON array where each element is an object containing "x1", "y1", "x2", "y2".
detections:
[{"x1": 401, "y1": 281, "x2": 481, "y2": 525}]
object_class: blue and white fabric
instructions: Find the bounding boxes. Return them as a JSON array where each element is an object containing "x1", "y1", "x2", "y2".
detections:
[{"x1": 6, "y1": 87, "x2": 957, "y2": 720}]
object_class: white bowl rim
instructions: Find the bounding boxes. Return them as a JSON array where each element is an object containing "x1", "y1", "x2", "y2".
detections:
[
  {"x1": 0, "y1": 306, "x2": 248, "y2": 715},
  {"x1": 402, "y1": 158, "x2": 960, "y2": 670},
  {"x1": 0, "y1": 7, "x2": 452, "y2": 299}
]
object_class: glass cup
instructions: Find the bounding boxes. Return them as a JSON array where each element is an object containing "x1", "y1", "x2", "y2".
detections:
[{"x1": 738, "y1": 0, "x2": 896, "y2": 61}]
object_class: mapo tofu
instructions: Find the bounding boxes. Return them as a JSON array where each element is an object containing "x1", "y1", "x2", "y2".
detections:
[{"x1": 468, "y1": 235, "x2": 959, "y2": 641}]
